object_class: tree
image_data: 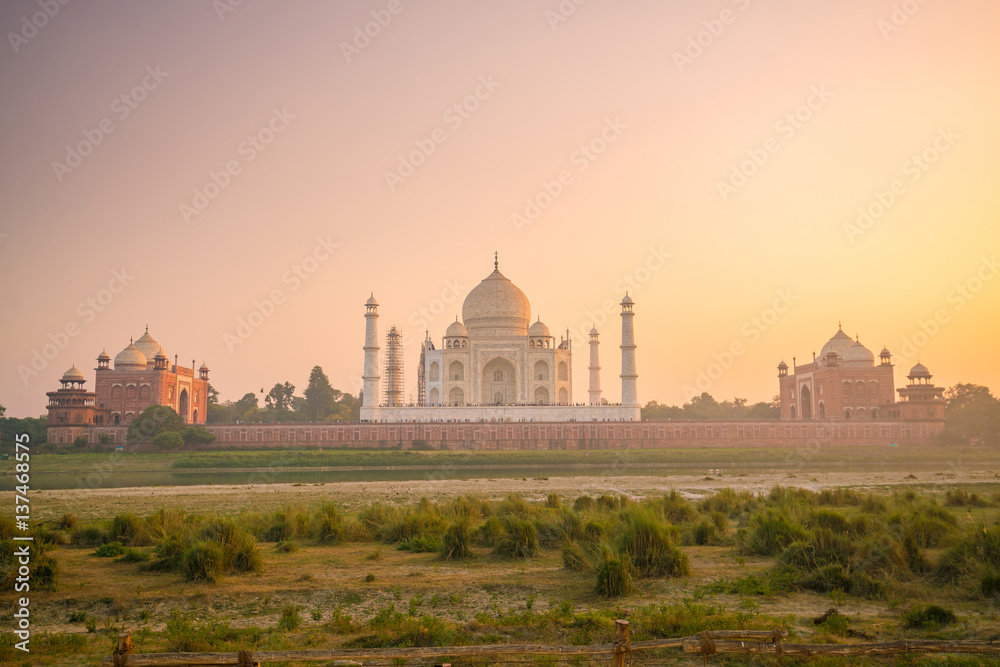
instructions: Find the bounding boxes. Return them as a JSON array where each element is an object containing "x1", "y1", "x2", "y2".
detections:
[
  {"x1": 265, "y1": 382, "x2": 295, "y2": 411},
  {"x1": 207, "y1": 383, "x2": 220, "y2": 405},
  {"x1": 152, "y1": 431, "x2": 185, "y2": 450},
  {"x1": 181, "y1": 426, "x2": 216, "y2": 445},
  {"x1": 127, "y1": 405, "x2": 184, "y2": 443},
  {"x1": 942, "y1": 384, "x2": 1000, "y2": 445},
  {"x1": 304, "y1": 366, "x2": 337, "y2": 420},
  {"x1": 233, "y1": 392, "x2": 259, "y2": 417}
]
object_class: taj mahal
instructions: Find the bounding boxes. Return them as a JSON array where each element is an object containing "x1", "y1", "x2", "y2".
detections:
[{"x1": 360, "y1": 255, "x2": 641, "y2": 422}]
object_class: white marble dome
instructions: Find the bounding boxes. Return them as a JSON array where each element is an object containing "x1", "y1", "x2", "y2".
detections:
[
  {"x1": 61, "y1": 366, "x2": 85, "y2": 382},
  {"x1": 529, "y1": 317, "x2": 551, "y2": 338},
  {"x1": 462, "y1": 266, "x2": 531, "y2": 335},
  {"x1": 446, "y1": 318, "x2": 469, "y2": 337},
  {"x1": 134, "y1": 330, "x2": 165, "y2": 362},
  {"x1": 843, "y1": 340, "x2": 875, "y2": 365},
  {"x1": 114, "y1": 342, "x2": 147, "y2": 369},
  {"x1": 819, "y1": 328, "x2": 854, "y2": 359}
]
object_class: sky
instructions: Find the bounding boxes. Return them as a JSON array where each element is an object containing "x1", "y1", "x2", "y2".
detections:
[{"x1": 1, "y1": 0, "x2": 999, "y2": 417}]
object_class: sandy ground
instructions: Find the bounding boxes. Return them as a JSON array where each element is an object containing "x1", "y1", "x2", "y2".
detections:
[{"x1": 31, "y1": 468, "x2": 1000, "y2": 521}]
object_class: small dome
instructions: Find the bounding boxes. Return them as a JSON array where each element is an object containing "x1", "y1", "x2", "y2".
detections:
[
  {"x1": 529, "y1": 317, "x2": 551, "y2": 338},
  {"x1": 621, "y1": 293, "x2": 634, "y2": 305},
  {"x1": 134, "y1": 329, "x2": 164, "y2": 361},
  {"x1": 366, "y1": 293, "x2": 378, "y2": 306},
  {"x1": 880, "y1": 347, "x2": 891, "y2": 357},
  {"x1": 843, "y1": 340, "x2": 875, "y2": 364},
  {"x1": 62, "y1": 366, "x2": 85, "y2": 382},
  {"x1": 909, "y1": 362, "x2": 930, "y2": 377},
  {"x1": 778, "y1": 360, "x2": 788, "y2": 370},
  {"x1": 114, "y1": 342, "x2": 148, "y2": 369},
  {"x1": 446, "y1": 317, "x2": 469, "y2": 338},
  {"x1": 97, "y1": 349, "x2": 110, "y2": 361},
  {"x1": 589, "y1": 326, "x2": 599, "y2": 336},
  {"x1": 155, "y1": 349, "x2": 167, "y2": 360},
  {"x1": 199, "y1": 362, "x2": 209, "y2": 371}
]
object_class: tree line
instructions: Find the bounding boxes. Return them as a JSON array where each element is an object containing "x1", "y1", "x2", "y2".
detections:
[
  {"x1": 642, "y1": 393, "x2": 781, "y2": 421},
  {"x1": 206, "y1": 365, "x2": 361, "y2": 423}
]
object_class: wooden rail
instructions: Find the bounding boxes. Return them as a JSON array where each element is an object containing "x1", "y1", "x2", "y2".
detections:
[{"x1": 105, "y1": 623, "x2": 1000, "y2": 666}]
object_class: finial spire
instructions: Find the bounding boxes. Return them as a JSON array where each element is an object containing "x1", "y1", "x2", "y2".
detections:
[
  {"x1": 838, "y1": 321, "x2": 842, "y2": 330},
  {"x1": 494, "y1": 251, "x2": 498, "y2": 270},
  {"x1": 145, "y1": 324, "x2": 149, "y2": 333}
]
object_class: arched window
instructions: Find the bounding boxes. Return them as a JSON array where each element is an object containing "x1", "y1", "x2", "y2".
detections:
[
  {"x1": 558, "y1": 361, "x2": 568, "y2": 381},
  {"x1": 842, "y1": 381, "x2": 852, "y2": 396},
  {"x1": 449, "y1": 387, "x2": 464, "y2": 406},
  {"x1": 558, "y1": 387, "x2": 569, "y2": 404},
  {"x1": 856, "y1": 380, "x2": 866, "y2": 396},
  {"x1": 494, "y1": 370, "x2": 504, "y2": 382},
  {"x1": 126, "y1": 385, "x2": 137, "y2": 399},
  {"x1": 800, "y1": 385, "x2": 812, "y2": 419},
  {"x1": 818, "y1": 402, "x2": 826, "y2": 419},
  {"x1": 871, "y1": 408, "x2": 880, "y2": 419},
  {"x1": 534, "y1": 386, "x2": 549, "y2": 404},
  {"x1": 429, "y1": 362, "x2": 439, "y2": 382},
  {"x1": 429, "y1": 387, "x2": 440, "y2": 405},
  {"x1": 112, "y1": 386, "x2": 123, "y2": 399},
  {"x1": 844, "y1": 408, "x2": 852, "y2": 420},
  {"x1": 534, "y1": 360, "x2": 549, "y2": 381},
  {"x1": 450, "y1": 360, "x2": 464, "y2": 381},
  {"x1": 139, "y1": 385, "x2": 151, "y2": 399},
  {"x1": 113, "y1": 413, "x2": 121, "y2": 425},
  {"x1": 790, "y1": 405, "x2": 796, "y2": 419},
  {"x1": 461, "y1": 340, "x2": 466, "y2": 348},
  {"x1": 870, "y1": 380, "x2": 879, "y2": 396}
]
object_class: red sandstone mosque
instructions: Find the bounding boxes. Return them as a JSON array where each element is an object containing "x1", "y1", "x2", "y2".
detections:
[
  {"x1": 778, "y1": 326, "x2": 945, "y2": 422},
  {"x1": 45, "y1": 328, "x2": 209, "y2": 443}
]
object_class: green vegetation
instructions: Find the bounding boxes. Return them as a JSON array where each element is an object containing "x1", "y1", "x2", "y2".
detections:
[
  {"x1": 206, "y1": 367, "x2": 360, "y2": 423},
  {"x1": 127, "y1": 405, "x2": 184, "y2": 444},
  {"x1": 643, "y1": 392, "x2": 779, "y2": 420}
]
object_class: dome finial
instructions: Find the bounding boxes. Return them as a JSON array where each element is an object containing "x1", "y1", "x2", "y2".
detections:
[
  {"x1": 839, "y1": 321, "x2": 842, "y2": 330},
  {"x1": 494, "y1": 251, "x2": 498, "y2": 270},
  {"x1": 145, "y1": 324, "x2": 149, "y2": 333}
]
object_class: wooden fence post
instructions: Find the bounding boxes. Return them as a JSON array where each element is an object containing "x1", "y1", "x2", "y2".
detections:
[
  {"x1": 612, "y1": 620, "x2": 630, "y2": 667},
  {"x1": 112, "y1": 630, "x2": 134, "y2": 667}
]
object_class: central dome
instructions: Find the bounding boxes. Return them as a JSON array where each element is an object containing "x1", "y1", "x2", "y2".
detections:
[{"x1": 462, "y1": 266, "x2": 531, "y2": 336}]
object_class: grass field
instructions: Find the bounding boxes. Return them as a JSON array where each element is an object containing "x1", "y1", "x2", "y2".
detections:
[
  {"x1": 9, "y1": 444, "x2": 1000, "y2": 476},
  {"x1": 3, "y1": 476, "x2": 1000, "y2": 666}
]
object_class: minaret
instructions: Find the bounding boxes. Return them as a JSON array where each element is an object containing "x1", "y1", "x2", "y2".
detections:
[
  {"x1": 362, "y1": 294, "x2": 380, "y2": 417},
  {"x1": 588, "y1": 327, "x2": 602, "y2": 406},
  {"x1": 620, "y1": 293, "x2": 638, "y2": 407}
]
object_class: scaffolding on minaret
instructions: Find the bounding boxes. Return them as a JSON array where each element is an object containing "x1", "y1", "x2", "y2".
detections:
[
  {"x1": 384, "y1": 325, "x2": 404, "y2": 407},
  {"x1": 416, "y1": 332, "x2": 429, "y2": 407}
]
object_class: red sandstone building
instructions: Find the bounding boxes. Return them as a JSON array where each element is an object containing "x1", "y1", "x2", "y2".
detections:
[
  {"x1": 46, "y1": 328, "x2": 209, "y2": 443},
  {"x1": 778, "y1": 326, "x2": 945, "y2": 422}
]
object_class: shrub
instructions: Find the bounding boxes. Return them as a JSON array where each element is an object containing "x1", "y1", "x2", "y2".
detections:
[
  {"x1": 95, "y1": 541, "x2": 125, "y2": 558},
  {"x1": 441, "y1": 521, "x2": 472, "y2": 560},
  {"x1": 493, "y1": 518, "x2": 539, "y2": 558},
  {"x1": 59, "y1": 513, "x2": 78, "y2": 530},
  {"x1": 903, "y1": 605, "x2": 956, "y2": 629},
  {"x1": 562, "y1": 541, "x2": 590, "y2": 571},
  {"x1": 738, "y1": 510, "x2": 808, "y2": 557},
  {"x1": 619, "y1": 510, "x2": 689, "y2": 578},
  {"x1": 398, "y1": 536, "x2": 442, "y2": 553},
  {"x1": 275, "y1": 540, "x2": 298, "y2": 553},
  {"x1": 182, "y1": 541, "x2": 226, "y2": 582},
  {"x1": 477, "y1": 516, "x2": 503, "y2": 547},
  {"x1": 546, "y1": 493, "x2": 561, "y2": 509},
  {"x1": 278, "y1": 604, "x2": 302, "y2": 631},
  {"x1": 181, "y1": 426, "x2": 216, "y2": 446},
  {"x1": 944, "y1": 488, "x2": 989, "y2": 508},
  {"x1": 691, "y1": 519, "x2": 718, "y2": 546},
  {"x1": 573, "y1": 495, "x2": 596, "y2": 513},
  {"x1": 935, "y1": 526, "x2": 1000, "y2": 582},
  {"x1": 116, "y1": 547, "x2": 149, "y2": 563},
  {"x1": 596, "y1": 551, "x2": 633, "y2": 597},
  {"x1": 980, "y1": 572, "x2": 1000, "y2": 599},
  {"x1": 152, "y1": 431, "x2": 185, "y2": 450},
  {"x1": 110, "y1": 513, "x2": 143, "y2": 545},
  {"x1": 227, "y1": 532, "x2": 263, "y2": 574}
]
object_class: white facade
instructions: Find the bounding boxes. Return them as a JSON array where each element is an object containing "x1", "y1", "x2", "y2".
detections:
[{"x1": 361, "y1": 258, "x2": 640, "y2": 422}]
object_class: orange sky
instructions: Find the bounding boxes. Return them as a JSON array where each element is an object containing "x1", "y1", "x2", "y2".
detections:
[{"x1": 2, "y1": 0, "x2": 999, "y2": 417}]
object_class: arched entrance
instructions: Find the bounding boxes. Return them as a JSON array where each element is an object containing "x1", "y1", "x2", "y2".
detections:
[
  {"x1": 449, "y1": 387, "x2": 464, "y2": 406},
  {"x1": 179, "y1": 388, "x2": 189, "y2": 423},
  {"x1": 800, "y1": 386, "x2": 812, "y2": 419},
  {"x1": 534, "y1": 386, "x2": 549, "y2": 404},
  {"x1": 429, "y1": 387, "x2": 440, "y2": 405},
  {"x1": 481, "y1": 357, "x2": 516, "y2": 404}
]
